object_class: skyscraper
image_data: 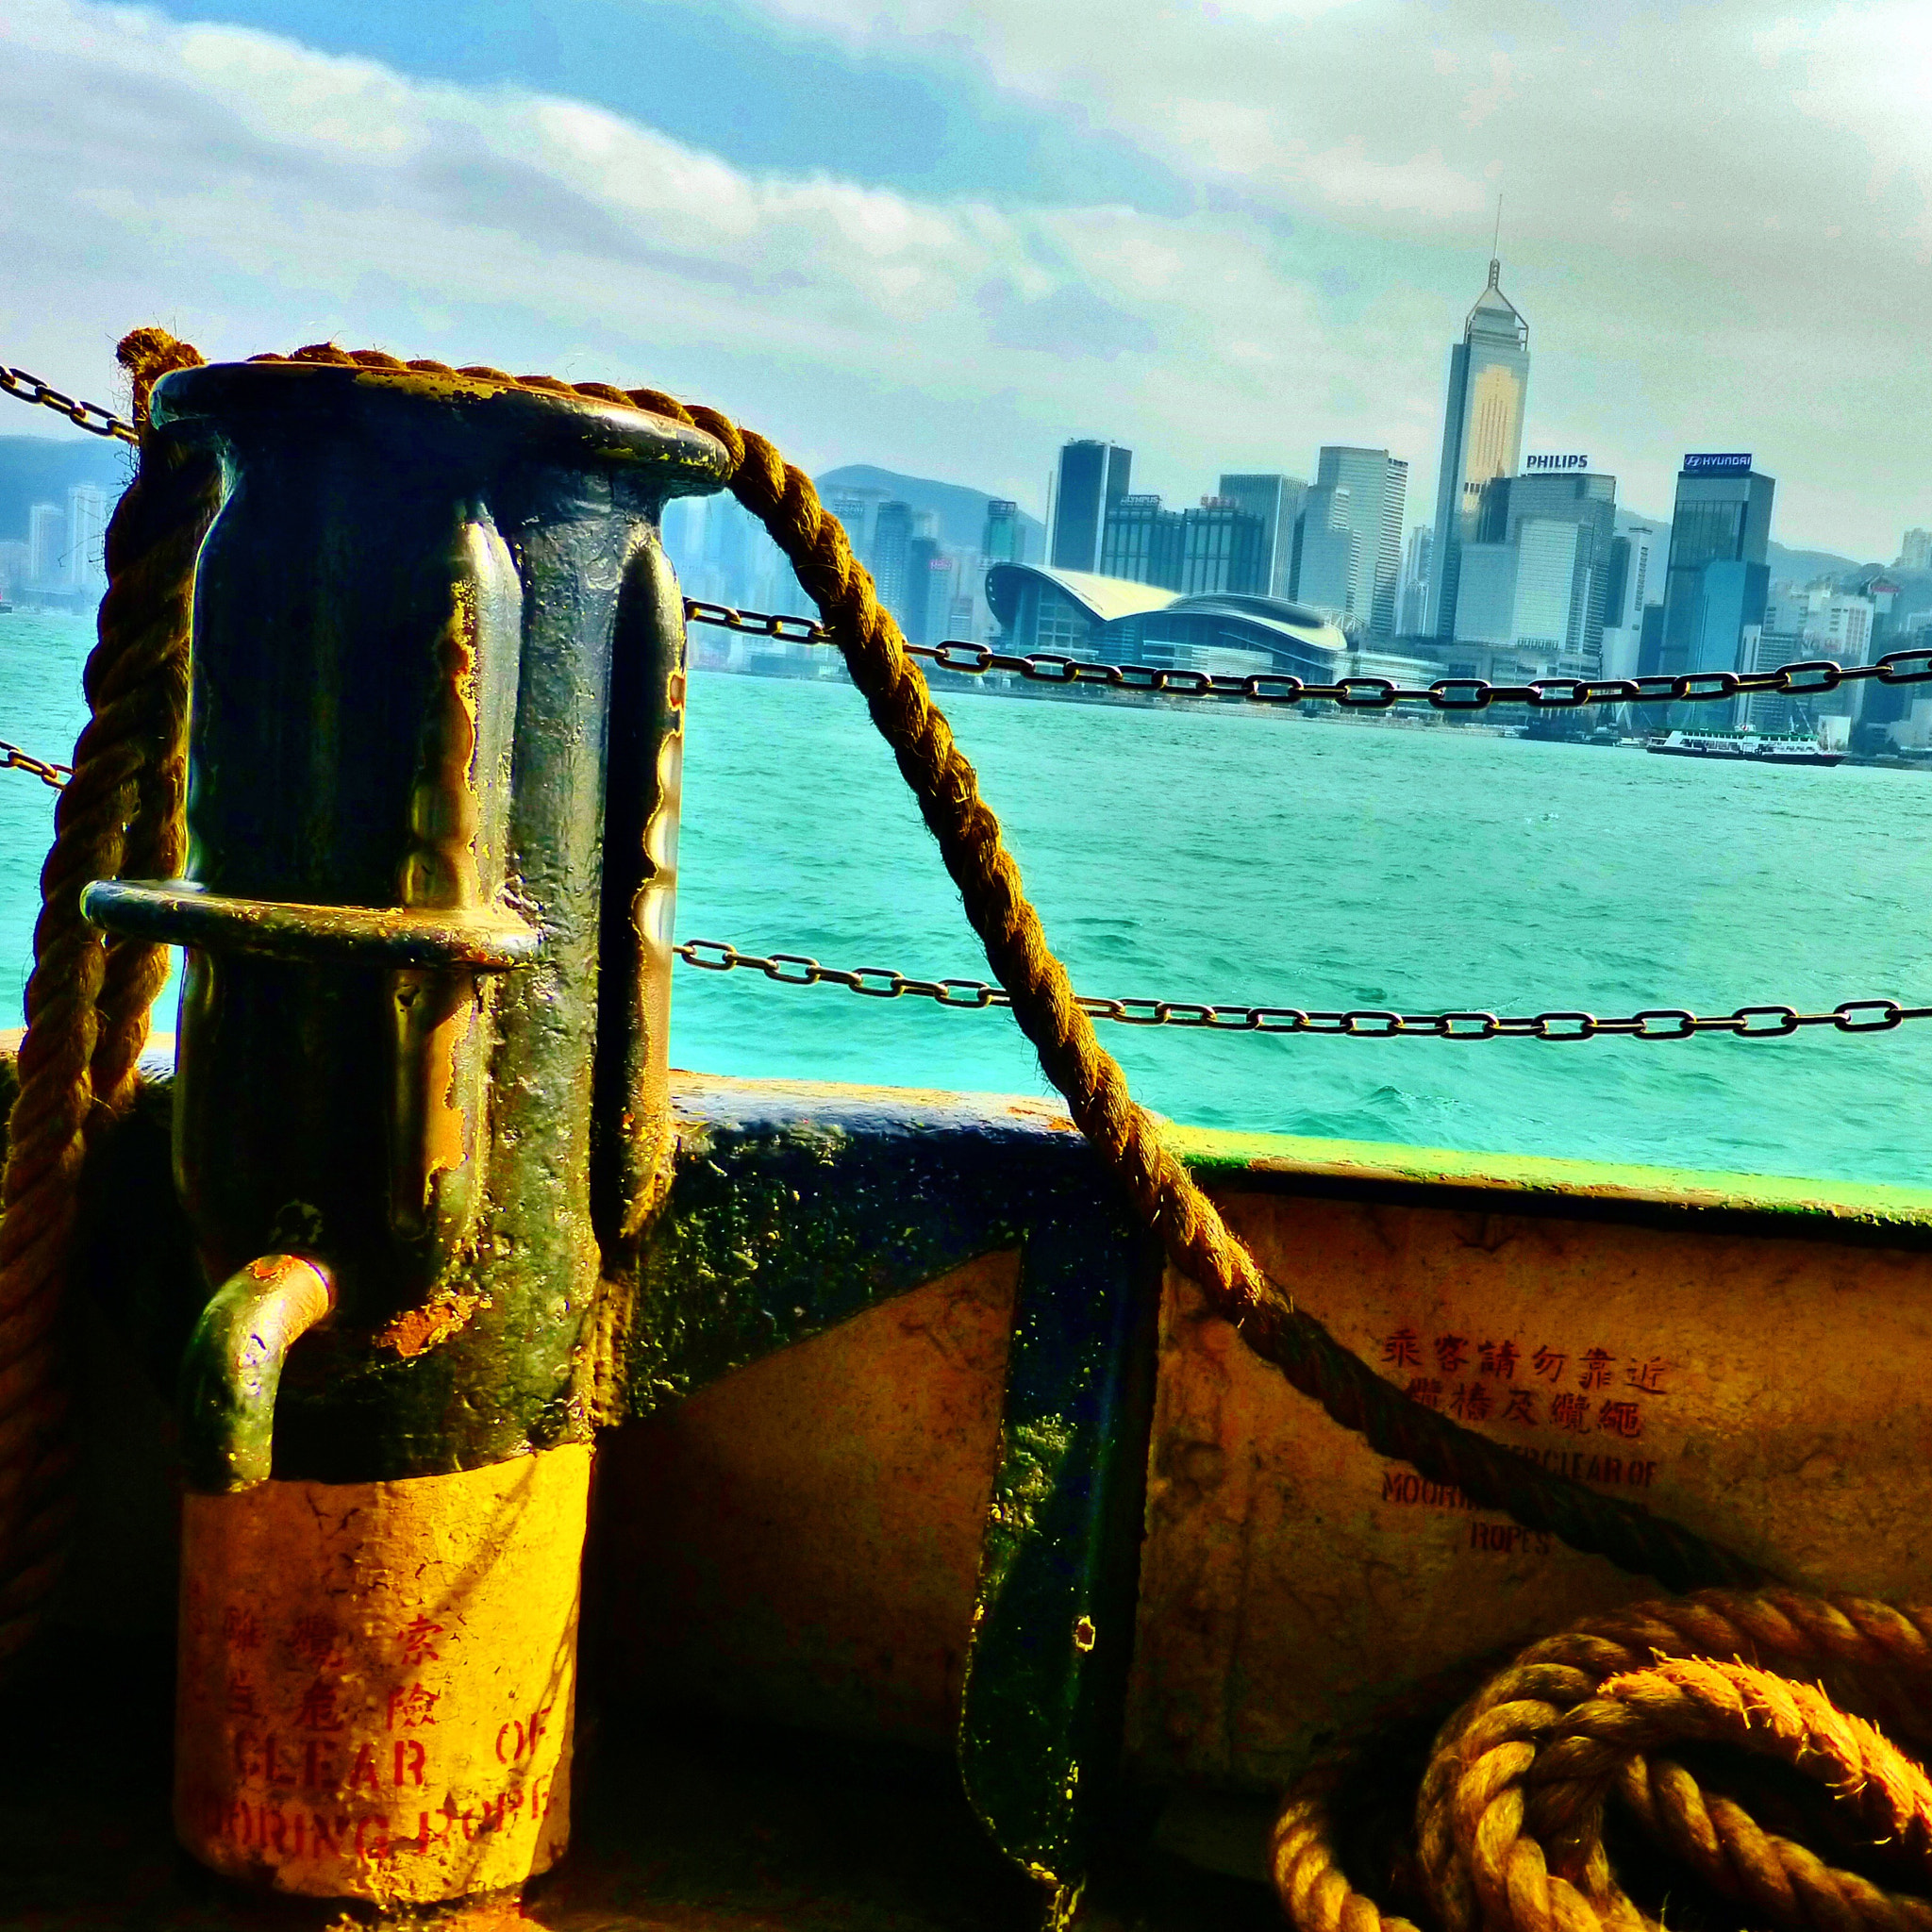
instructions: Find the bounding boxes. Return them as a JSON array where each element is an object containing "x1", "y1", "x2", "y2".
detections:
[
  {"x1": 27, "y1": 502, "x2": 62, "y2": 589},
  {"x1": 1300, "y1": 447, "x2": 1407, "y2": 638},
  {"x1": 981, "y1": 499, "x2": 1026, "y2": 566},
  {"x1": 1179, "y1": 498, "x2": 1266, "y2": 597},
  {"x1": 1426, "y1": 259, "x2": 1530, "y2": 640},
  {"x1": 1493, "y1": 471, "x2": 1618, "y2": 666},
  {"x1": 870, "y1": 500, "x2": 915, "y2": 617},
  {"x1": 1100, "y1": 495, "x2": 1184, "y2": 590},
  {"x1": 65, "y1": 485, "x2": 108, "y2": 591},
  {"x1": 1215, "y1": 474, "x2": 1306, "y2": 599},
  {"x1": 903, "y1": 530, "x2": 941, "y2": 641},
  {"x1": 1400, "y1": 527, "x2": 1433, "y2": 635},
  {"x1": 1600, "y1": 524, "x2": 1661, "y2": 681},
  {"x1": 1291, "y1": 488, "x2": 1357, "y2": 619},
  {"x1": 1651, "y1": 456, "x2": 1774, "y2": 679},
  {"x1": 824, "y1": 487, "x2": 885, "y2": 559},
  {"x1": 1049, "y1": 441, "x2": 1132, "y2": 573},
  {"x1": 1603, "y1": 525, "x2": 1660, "y2": 632},
  {"x1": 1896, "y1": 528, "x2": 1930, "y2": 572}
]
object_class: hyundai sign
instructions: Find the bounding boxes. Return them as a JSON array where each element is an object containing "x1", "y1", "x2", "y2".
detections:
[
  {"x1": 1524, "y1": 453, "x2": 1589, "y2": 472},
  {"x1": 1683, "y1": 453, "x2": 1753, "y2": 474}
]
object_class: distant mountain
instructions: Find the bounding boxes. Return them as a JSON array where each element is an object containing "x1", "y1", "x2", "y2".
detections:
[
  {"x1": 815, "y1": 463, "x2": 1044, "y2": 556},
  {"x1": 1614, "y1": 504, "x2": 1858, "y2": 586},
  {"x1": 0, "y1": 435, "x2": 131, "y2": 545},
  {"x1": 1766, "y1": 542, "x2": 1867, "y2": 584}
]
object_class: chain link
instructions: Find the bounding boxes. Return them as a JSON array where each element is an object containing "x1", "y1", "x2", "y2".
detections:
[
  {"x1": 0, "y1": 364, "x2": 139, "y2": 444},
  {"x1": 684, "y1": 599, "x2": 1932, "y2": 712},
  {"x1": 1, "y1": 740, "x2": 73, "y2": 790},
  {"x1": 674, "y1": 940, "x2": 1932, "y2": 1043}
]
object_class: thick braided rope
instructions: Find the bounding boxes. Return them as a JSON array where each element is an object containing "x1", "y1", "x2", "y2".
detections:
[
  {"x1": 222, "y1": 340, "x2": 1758, "y2": 1597},
  {"x1": 0, "y1": 329, "x2": 214, "y2": 1661},
  {"x1": 654, "y1": 397, "x2": 1761, "y2": 1594},
  {"x1": 0, "y1": 335, "x2": 1787, "y2": 1907},
  {"x1": 1274, "y1": 1590, "x2": 1932, "y2": 1932}
]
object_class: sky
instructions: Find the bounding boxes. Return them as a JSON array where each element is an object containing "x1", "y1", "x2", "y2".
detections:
[{"x1": 3, "y1": 0, "x2": 1927, "y2": 558}]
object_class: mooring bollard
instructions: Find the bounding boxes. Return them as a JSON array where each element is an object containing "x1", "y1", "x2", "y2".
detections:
[{"x1": 83, "y1": 359, "x2": 726, "y2": 1901}]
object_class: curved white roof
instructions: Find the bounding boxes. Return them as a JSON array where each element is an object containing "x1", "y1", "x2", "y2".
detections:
[{"x1": 1018, "y1": 565, "x2": 1181, "y2": 625}]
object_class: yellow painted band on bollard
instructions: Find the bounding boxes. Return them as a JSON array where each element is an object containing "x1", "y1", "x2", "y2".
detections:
[{"x1": 175, "y1": 1441, "x2": 591, "y2": 1901}]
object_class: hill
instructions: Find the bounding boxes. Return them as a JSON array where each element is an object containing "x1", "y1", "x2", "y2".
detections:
[
  {"x1": 0, "y1": 435, "x2": 132, "y2": 546},
  {"x1": 1614, "y1": 504, "x2": 1858, "y2": 586},
  {"x1": 814, "y1": 463, "x2": 1044, "y2": 556}
]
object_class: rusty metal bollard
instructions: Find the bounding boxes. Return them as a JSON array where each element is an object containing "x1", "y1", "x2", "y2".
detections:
[{"x1": 83, "y1": 359, "x2": 725, "y2": 1902}]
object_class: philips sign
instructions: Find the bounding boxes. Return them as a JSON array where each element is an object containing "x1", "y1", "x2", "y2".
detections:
[
  {"x1": 1524, "y1": 453, "x2": 1589, "y2": 472},
  {"x1": 1683, "y1": 453, "x2": 1753, "y2": 474}
]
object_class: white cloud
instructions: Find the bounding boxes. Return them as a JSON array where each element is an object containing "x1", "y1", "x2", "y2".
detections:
[
  {"x1": 1, "y1": 0, "x2": 1927, "y2": 555},
  {"x1": 0, "y1": 0, "x2": 1413, "y2": 512},
  {"x1": 677, "y1": 0, "x2": 1932, "y2": 550}
]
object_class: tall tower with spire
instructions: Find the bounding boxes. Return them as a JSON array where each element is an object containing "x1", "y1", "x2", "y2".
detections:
[{"x1": 1425, "y1": 251, "x2": 1530, "y2": 639}]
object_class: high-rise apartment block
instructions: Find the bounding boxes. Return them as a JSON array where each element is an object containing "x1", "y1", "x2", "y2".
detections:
[
  {"x1": 1599, "y1": 524, "x2": 1661, "y2": 680},
  {"x1": 1763, "y1": 586, "x2": 1874, "y2": 666},
  {"x1": 1649, "y1": 455, "x2": 1775, "y2": 680},
  {"x1": 1049, "y1": 440, "x2": 1132, "y2": 574},
  {"x1": 1293, "y1": 447, "x2": 1407, "y2": 637},
  {"x1": 65, "y1": 485, "x2": 108, "y2": 591},
  {"x1": 1215, "y1": 474, "x2": 1305, "y2": 599},
  {"x1": 1426, "y1": 259, "x2": 1529, "y2": 640},
  {"x1": 27, "y1": 502, "x2": 62, "y2": 589}
]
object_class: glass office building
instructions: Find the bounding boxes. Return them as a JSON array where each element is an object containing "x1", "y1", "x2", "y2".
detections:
[
  {"x1": 1494, "y1": 471, "x2": 1618, "y2": 664},
  {"x1": 1049, "y1": 440, "x2": 1133, "y2": 574},
  {"x1": 1650, "y1": 458, "x2": 1775, "y2": 679},
  {"x1": 1427, "y1": 259, "x2": 1530, "y2": 640},
  {"x1": 1297, "y1": 447, "x2": 1407, "y2": 638},
  {"x1": 1215, "y1": 473, "x2": 1306, "y2": 599},
  {"x1": 1100, "y1": 494, "x2": 1184, "y2": 590}
]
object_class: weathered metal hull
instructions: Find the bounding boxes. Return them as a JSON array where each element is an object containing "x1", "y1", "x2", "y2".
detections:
[{"x1": 7, "y1": 1035, "x2": 1929, "y2": 1925}]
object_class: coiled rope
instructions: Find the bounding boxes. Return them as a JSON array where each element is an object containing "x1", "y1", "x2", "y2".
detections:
[
  {"x1": 2, "y1": 332, "x2": 1925, "y2": 1930},
  {"x1": 1274, "y1": 1589, "x2": 1932, "y2": 1932}
]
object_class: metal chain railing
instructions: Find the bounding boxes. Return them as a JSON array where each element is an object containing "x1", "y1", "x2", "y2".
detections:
[
  {"x1": 675, "y1": 939, "x2": 1932, "y2": 1042},
  {"x1": 5, "y1": 362, "x2": 1926, "y2": 1050},
  {"x1": 0, "y1": 364, "x2": 139, "y2": 444},
  {"x1": 15, "y1": 749, "x2": 1925, "y2": 1042},
  {"x1": 685, "y1": 597, "x2": 1932, "y2": 713},
  {"x1": 1, "y1": 741, "x2": 72, "y2": 790},
  {"x1": 1, "y1": 371, "x2": 1924, "y2": 718}
]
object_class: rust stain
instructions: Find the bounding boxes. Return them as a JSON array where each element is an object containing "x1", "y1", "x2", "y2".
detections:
[
  {"x1": 375, "y1": 1285, "x2": 486, "y2": 1357},
  {"x1": 421, "y1": 989, "x2": 475, "y2": 1205}
]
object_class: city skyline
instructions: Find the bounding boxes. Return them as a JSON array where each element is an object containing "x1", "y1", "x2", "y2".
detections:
[{"x1": 6, "y1": 2, "x2": 1930, "y2": 565}]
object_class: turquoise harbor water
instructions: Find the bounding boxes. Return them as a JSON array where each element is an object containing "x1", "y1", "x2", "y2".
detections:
[{"x1": 5, "y1": 608, "x2": 1930, "y2": 1187}]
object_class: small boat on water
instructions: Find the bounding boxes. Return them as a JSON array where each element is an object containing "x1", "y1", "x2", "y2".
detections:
[{"x1": 1645, "y1": 725, "x2": 1844, "y2": 765}]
